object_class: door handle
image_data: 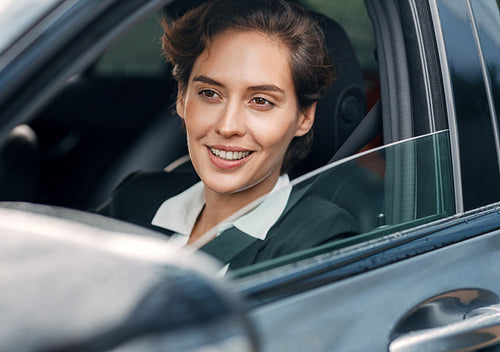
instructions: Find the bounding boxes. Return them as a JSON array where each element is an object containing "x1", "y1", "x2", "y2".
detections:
[{"x1": 390, "y1": 304, "x2": 500, "y2": 352}]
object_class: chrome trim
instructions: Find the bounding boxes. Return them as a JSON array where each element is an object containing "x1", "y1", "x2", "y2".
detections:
[
  {"x1": 466, "y1": 0, "x2": 500, "y2": 174},
  {"x1": 390, "y1": 303, "x2": 500, "y2": 352},
  {"x1": 428, "y1": 0, "x2": 464, "y2": 214},
  {"x1": 0, "y1": 0, "x2": 78, "y2": 72},
  {"x1": 408, "y1": 0, "x2": 436, "y2": 132}
]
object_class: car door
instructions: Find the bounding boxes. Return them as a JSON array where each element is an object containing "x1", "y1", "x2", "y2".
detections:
[{"x1": 228, "y1": 0, "x2": 500, "y2": 351}]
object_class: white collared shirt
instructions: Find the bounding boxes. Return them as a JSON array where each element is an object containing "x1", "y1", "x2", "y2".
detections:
[{"x1": 151, "y1": 174, "x2": 292, "y2": 248}]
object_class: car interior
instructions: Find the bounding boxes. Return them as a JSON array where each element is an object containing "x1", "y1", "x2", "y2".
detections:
[
  {"x1": 0, "y1": 0, "x2": 381, "y2": 208},
  {"x1": 0, "y1": 0, "x2": 410, "y2": 270}
]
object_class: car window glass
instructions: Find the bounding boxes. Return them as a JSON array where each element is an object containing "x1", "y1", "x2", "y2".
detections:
[
  {"x1": 436, "y1": 0, "x2": 500, "y2": 210},
  {"x1": 206, "y1": 130, "x2": 455, "y2": 276},
  {"x1": 469, "y1": 1, "x2": 500, "y2": 171}
]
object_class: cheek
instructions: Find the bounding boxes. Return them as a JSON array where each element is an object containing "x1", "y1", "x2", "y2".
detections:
[
  {"x1": 183, "y1": 102, "x2": 211, "y2": 136},
  {"x1": 250, "y1": 117, "x2": 299, "y2": 152}
]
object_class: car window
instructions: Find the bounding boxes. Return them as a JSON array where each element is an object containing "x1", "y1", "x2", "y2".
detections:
[
  {"x1": 436, "y1": 0, "x2": 500, "y2": 210},
  {"x1": 23, "y1": 0, "x2": 380, "y2": 210},
  {"x1": 470, "y1": 1, "x2": 500, "y2": 172},
  {"x1": 208, "y1": 130, "x2": 455, "y2": 276},
  {"x1": 8, "y1": 0, "x2": 458, "y2": 276}
]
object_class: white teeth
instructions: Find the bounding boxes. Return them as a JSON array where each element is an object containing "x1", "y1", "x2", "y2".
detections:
[{"x1": 210, "y1": 148, "x2": 251, "y2": 161}]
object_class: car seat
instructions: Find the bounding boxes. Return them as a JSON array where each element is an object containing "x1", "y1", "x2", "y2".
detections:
[
  {"x1": 0, "y1": 125, "x2": 40, "y2": 202},
  {"x1": 289, "y1": 12, "x2": 366, "y2": 178}
]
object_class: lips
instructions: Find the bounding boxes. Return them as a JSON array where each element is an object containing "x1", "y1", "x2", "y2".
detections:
[
  {"x1": 209, "y1": 147, "x2": 253, "y2": 161},
  {"x1": 206, "y1": 146, "x2": 254, "y2": 170}
]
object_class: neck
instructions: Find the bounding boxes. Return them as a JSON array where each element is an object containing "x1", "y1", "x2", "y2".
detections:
[{"x1": 188, "y1": 173, "x2": 282, "y2": 245}]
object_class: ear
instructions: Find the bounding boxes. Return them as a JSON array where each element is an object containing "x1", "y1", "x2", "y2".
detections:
[
  {"x1": 176, "y1": 89, "x2": 185, "y2": 119},
  {"x1": 294, "y1": 102, "x2": 316, "y2": 137}
]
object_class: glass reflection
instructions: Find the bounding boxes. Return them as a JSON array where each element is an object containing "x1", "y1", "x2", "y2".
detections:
[
  {"x1": 437, "y1": 0, "x2": 500, "y2": 209},
  {"x1": 191, "y1": 131, "x2": 454, "y2": 275}
]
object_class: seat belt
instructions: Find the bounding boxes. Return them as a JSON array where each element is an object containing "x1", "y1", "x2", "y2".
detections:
[
  {"x1": 330, "y1": 100, "x2": 382, "y2": 163},
  {"x1": 199, "y1": 227, "x2": 260, "y2": 265}
]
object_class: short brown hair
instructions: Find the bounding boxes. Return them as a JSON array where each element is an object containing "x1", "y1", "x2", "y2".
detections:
[{"x1": 161, "y1": 0, "x2": 334, "y2": 174}]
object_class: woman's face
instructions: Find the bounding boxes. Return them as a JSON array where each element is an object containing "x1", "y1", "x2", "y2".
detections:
[{"x1": 177, "y1": 30, "x2": 315, "y2": 198}]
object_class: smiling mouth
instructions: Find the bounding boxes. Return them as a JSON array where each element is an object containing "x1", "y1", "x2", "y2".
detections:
[{"x1": 209, "y1": 147, "x2": 253, "y2": 161}]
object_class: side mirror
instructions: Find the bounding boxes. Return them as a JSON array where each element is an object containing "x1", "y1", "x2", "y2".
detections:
[{"x1": 0, "y1": 203, "x2": 259, "y2": 351}]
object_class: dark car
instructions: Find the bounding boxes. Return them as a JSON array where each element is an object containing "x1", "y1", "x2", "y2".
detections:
[{"x1": 1, "y1": 0, "x2": 500, "y2": 351}]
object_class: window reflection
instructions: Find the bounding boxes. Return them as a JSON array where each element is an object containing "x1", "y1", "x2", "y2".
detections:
[
  {"x1": 437, "y1": 0, "x2": 500, "y2": 210},
  {"x1": 207, "y1": 131, "x2": 456, "y2": 276}
]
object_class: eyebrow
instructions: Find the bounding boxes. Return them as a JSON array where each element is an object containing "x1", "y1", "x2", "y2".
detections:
[
  {"x1": 193, "y1": 75, "x2": 223, "y2": 87},
  {"x1": 248, "y1": 85, "x2": 285, "y2": 94},
  {"x1": 192, "y1": 75, "x2": 285, "y2": 94}
]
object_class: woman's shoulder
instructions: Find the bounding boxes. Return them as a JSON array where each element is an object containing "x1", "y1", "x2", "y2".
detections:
[
  {"x1": 254, "y1": 194, "x2": 359, "y2": 259},
  {"x1": 227, "y1": 194, "x2": 359, "y2": 269}
]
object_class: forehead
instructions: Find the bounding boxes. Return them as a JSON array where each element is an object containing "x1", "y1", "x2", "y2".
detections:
[{"x1": 189, "y1": 30, "x2": 293, "y2": 88}]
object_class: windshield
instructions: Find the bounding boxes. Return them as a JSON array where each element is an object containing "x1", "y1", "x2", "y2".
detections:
[
  {"x1": 187, "y1": 131, "x2": 455, "y2": 275},
  {"x1": 0, "y1": 0, "x2": 62, "y2": 54}
]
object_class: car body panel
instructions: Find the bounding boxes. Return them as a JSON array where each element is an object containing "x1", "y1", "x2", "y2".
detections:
[{"x1": 251, "y1": 222, "x2": 500, "y2": 351}]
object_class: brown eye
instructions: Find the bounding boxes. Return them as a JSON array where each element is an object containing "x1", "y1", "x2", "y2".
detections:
[
  {"x1": 252, "y1": 97, "x2": 272, "y2": 106},
  {"x1": 200, "y1": 89, "x2": 219, "y2": 99}
]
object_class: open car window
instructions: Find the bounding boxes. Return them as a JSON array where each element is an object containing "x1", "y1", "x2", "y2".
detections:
[
  {"x1": 192, "y1": 130, "x2": 455, "y2": 276},
  {"x1": 0, "y1": 0, "x2": 458, "y2": 279}
]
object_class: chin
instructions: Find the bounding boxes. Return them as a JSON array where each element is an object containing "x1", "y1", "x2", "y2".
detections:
[
  {"x1": 204, "y1": 180, "x2": 247, "y2": 195},
  {"x1": 202, "y1": 173, "x2": 257, "y2": 195}
]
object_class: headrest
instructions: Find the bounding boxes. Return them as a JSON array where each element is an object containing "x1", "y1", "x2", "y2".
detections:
[{"x1": 290, "y1": 12, "x2": 366, "y2": 178}]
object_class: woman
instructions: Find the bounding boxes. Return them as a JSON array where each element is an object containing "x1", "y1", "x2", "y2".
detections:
[{"x1": 98, "y1": 0, "x2": 358, "y2": 270}]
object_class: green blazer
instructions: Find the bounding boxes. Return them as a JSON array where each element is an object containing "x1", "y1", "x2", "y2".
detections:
[{"x1": 97, "y1": 162, "x2": 358, "y2": 270}]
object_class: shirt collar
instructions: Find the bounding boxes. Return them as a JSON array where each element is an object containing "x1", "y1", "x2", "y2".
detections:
[
  {"x1": 151, "y1": 174, "x2": 291, "y2": 241},
  {"x1": 151, "y1": 181, "x2": 205, "y2": 236}
]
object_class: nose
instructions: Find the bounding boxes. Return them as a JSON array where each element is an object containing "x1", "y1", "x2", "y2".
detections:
[{"x1": 215, "y1": 102, "x2": 246, "y2": 138}]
